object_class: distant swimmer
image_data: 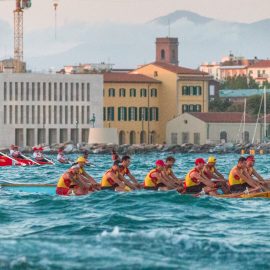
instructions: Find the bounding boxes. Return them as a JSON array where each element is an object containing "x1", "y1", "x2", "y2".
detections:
[
  {"x1": 182, "y1": 158, "x2": 218, "y2": 195},
  {"x1": 101, "y1": 160, "x2": 131, "y2": 191},
  {"x1": 228, "y1": 157, "x2": 262, "y2": 194},
  {"x1": 56, "y1": 166, "x2": 92, "y2": 196},
  {"x1": 144, "y1": 160, "x2": 176, "y2": 191},
  {"x1": 203, "y1": 156, "x2": 230, "y2": 194},
  {"x1": 119, "y1": 155, "x2": 141, "y2": 189}
]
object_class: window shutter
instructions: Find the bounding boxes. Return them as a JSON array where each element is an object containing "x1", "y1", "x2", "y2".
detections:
[
  {"x1": 135, "y1": 107, "x2": 138, "y2": 121},
  {"x1": 145, "y1": 107, "x2": 148, "y2": 121},
  {"x1": 139, "y1": 108, "x2": 142, "y2": 120},
  {"x1": 118, "y1": 107, "x2": 121, "y2": 121},
  {"x1": 199, "y1": 86, "x2": 202, "y2": 95},
  {"x1": 128, "y1": 107, "x2": 131, "y2": 121},
  {"x1": 156, "y1": 108, "x2": 159, "y2": 121},
  {"x1": 124, "y1": 107, "x2": 127, "y2": 121},
  {"x1": 103, "y1": 107, "x2": 106, "y2": 121},
  {"x1": 150, "y1": 108, "x2": 153, "y2": 121}
]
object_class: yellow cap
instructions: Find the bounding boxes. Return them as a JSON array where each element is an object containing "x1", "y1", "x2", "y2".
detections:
[
  {"x1": 208, "y1": 156, "x2": 216, "y2": 163},
  {"x1": 76, "y1": 157, "x2": 86, "y2": 163}
]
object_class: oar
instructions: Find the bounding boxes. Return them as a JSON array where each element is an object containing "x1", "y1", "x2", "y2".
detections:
[
  {"x1": 43, "y1": 156, "x2": 55, "y2": 165},
  {"x1": 20, "y1": 153, "x2": 40, "y2": 166},
  {"x1": 0, "y1": 151, "x2": 26, "y2": 166}
]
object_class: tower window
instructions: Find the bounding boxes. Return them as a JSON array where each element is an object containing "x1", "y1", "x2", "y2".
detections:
[{"x1": 161, "y1": 49, "x2": 165, "y2": 60}]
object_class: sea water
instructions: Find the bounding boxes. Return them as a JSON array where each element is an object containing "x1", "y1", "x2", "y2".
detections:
[{"x1": 0, "y1": 153, "x2": 270, "y2": 270}]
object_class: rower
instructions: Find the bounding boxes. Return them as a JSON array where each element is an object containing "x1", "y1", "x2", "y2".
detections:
[
  {"x1": 82, "y1": 150, "x2": 91, "y2": 166},
  {"x1": 245, "y1": 155, "x2": 269, "y2": 190},
  {"x1": 101, "y1": 160, "x2": 130, "y2": 191},
  {"x1": 112, "y1": 149, "x2": 121, "y2": 162},
  {"x1": 182, "y1": 158, "x2": 218, "y2": 195},
  {"x1": 11, "y1": 146, "x2": 24, "y2": 159},
  {"x1": 203, "y1": 156, "x2": 230, "y2": 194},
  {"x1": 144, "y1": 160, "x2": 175, "y2": 190},
  {"x1": 9, "y1": 144, "x2": 15, "y2": 156},
  {"x1": 56, "y1": 166, "x2": 92, "y2": 196},
  {"x1": 57, "y1": 148, "x2": 70, "y2": 164},
  {"x1": 119, "y1": 155, "x2": 141, "y2": 189},
  {"x1": 75, "y1": 157, "x2": 100, "y2": 191},
  {"x1": 33, "y1": 146, "x2": 46, "y2": 162},
  {"x1": 228, "y1": 157, "x2": 261, "y2": 193},
  {"x1": 163, "y1": 156, "x2": 183, "y2": 188}
]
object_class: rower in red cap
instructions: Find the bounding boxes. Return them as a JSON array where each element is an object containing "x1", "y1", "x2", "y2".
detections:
[
  {"x1": 144, "y1": 160, "x2": 176, "y2": 190},
  {"x1": 182, "y1": 158, "x2": 218, "y2": 195}
]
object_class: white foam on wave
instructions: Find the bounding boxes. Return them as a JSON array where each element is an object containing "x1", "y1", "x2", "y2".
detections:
[{"x1": 100, "y1": 226, "x2": 120, "y2": 237}]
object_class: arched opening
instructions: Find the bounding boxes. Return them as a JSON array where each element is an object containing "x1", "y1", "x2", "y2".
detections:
[
  {"x1": 140, "y1": 131, "x2": 146, "y2": 144},
  {"x1": 220, "y1": 131, "x2": 227, "y2": 143},
  {"x1": 161, "y1": 49, "x2": 165, "y2": 60},
  {"x1": 119, "y1": 130, "x2": 125, "y2": 145},
  {"x1": 243, "y1": 131, "x2": 249, "y2": 143},
  {"x1": 129, "y1": 131, "x2": 136, "y2": 145},
  {"x1": 150, "y1": 131, "x2": 157, "y2": 144}
]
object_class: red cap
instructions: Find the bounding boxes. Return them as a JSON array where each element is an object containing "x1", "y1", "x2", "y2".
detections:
[
  {"x1": 58, "y1": 148, "x2": 63, "y2": 152},
  {"x1": 195, "y1": 158, "x2": 205, "y2": 165},
  {"x1": 246, "y1": 156, "x2": 255, "y2": 161},
  {"x1": 155, "y1": 160, "x2": 165, "y2": 167},
  {"x1": 38, "y1": 147, "x2": 43, "y2": 151}
]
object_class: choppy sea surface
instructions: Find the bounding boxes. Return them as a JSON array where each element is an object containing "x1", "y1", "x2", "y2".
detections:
[{"x1": 0, "y1": 152, "x2": 270, "y2": 270}]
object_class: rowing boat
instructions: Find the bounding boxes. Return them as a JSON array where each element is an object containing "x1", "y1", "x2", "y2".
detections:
[
  {"x1": 216, "y1": 191, "x2": 270, "y2": 199},
  {"x1": 0, "y1": 156, "x2": 53, "y2": 166},
  {"x1": 0, "y1": 183, "x2": 56, "y2": 195}
]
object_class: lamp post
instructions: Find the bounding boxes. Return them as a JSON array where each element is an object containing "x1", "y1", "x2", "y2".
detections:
[{"x1": 89, "y1": 113, "x2": 96, "y2": 128}]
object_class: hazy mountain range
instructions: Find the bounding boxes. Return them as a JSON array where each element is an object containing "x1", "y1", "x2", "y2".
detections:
[{"x1": 0, "y1": 10, "x2": 269, "y2": 72}]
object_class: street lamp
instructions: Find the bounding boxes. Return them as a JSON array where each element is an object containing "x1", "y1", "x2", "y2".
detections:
[{"x1": 89, "y1": 113, "x2": 96, "y2": 128}]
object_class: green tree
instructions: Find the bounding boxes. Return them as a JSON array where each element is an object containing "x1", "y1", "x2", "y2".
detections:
[
  {"x1": 221, "y1": 75, "x2": 259, "y2": 89},
  {"x1": 246, "y1": 94, "x2": 270, "y2": 115},
  {"x1": 209, "y1": 98, "x2": 232, "y2": 112}
]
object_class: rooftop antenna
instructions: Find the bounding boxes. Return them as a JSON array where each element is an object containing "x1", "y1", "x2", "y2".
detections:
[{"x1": 53, "y1": 0, "x2": 59, "y2": 40}]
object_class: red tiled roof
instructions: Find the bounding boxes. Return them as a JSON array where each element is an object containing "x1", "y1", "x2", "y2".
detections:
[
  {"x1": 152, "y1": 62, "x2": 209, "y2": 75},
  {"x1": 249, "y1": 60, "x2": 270, "y2": 69},
  {"x1": 103, "y1": 72, "x2": 161, "y2": 83},
  {"x1": 189, "y1": 112, "x2": 256, "y2": 123}
]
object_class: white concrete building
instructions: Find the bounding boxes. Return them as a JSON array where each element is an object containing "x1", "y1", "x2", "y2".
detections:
[
  {"x1": 0, "y1": 73, "x2": 103, "y2": 147},
  {"x1": 166, "y1": 112, "x2": 263, "y2": 145}
]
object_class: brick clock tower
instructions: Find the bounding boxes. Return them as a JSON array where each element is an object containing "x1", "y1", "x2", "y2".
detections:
[{"x1": 155, "y1": 37, "x2": 179, "y2": 66}]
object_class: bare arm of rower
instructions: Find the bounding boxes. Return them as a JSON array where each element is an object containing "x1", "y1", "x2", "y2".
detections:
[
  {"x1": 192, "y1": 172, "x2": 216, "y2": 188},
  {"x1": 126, "y1": 173, "x2": 140, "y2": 186},
  {"x1": 156, "y1": 172, "x2": 176, "y2": 188},
  {"x1": 214, "y1": 168, "x2": 226, "y2": 180},
  {"x1": 119, "y1": 174, "x2": 137, "y2": 190},
  {"x1": 239, "y1": 169, "x2": 261, "y2": 189},
  {"x1": 161, "y1": 171, "x2": 178, "y2": 187},
  {"x1": 252, "y1": 169, "x2": 266, "y2": 184},
  {"x1": 108, "y1": 172, "x2": 126, "y2": 188}
]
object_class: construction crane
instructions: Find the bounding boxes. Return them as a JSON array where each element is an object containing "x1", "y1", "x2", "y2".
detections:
[{"x1": 0, "y1": 0, "x2": 31, "y2": 72}]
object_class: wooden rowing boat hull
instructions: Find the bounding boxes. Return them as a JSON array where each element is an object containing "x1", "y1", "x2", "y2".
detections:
[{"x1": 217, "y1": 191, "x2": 270, "y2": 199}]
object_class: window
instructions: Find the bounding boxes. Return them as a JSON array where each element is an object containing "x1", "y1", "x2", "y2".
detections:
[
  {"x1": 37, "y1": 106, "x2": 40, "y2": 124},
  {"x1": 65, "y1": 83, "x2": 68, "y2": 101},
  {"x1": 59, "y1": 106, "x2": 63, "y2": 124},
  {"x1": 15, "y1": 82, "x2": 18, "y2": 101},
  {"x1": 194, "y1": 133, "x2": 200, "y2": 145},
  {"x1": 107, "y1": 107, "x2": 114, "y2": 121},
  {"x1": 192, "y1": 86, "x2": 202, "y2": 96},
  {"x1": 54, "y1": 106, "x2": 57, "y2": 124},
  {"x1": 65, "y1": 106, "x2": 68, "y2": 124},
  {"x1": 81, "y1": 106, "x2": 84, "y2": 124},
  {"x1": 9, "y1": 105, "x2": 12, "y2": 124},
  {"x1": 26, "y1": 105, "x2": 29, "y2": 124},
  {"x1": 43, "y1": 82, "x2": 46, "y2": 100},
  {"x1": 4, "y1": 106, "x2": 7, "y2": 124},
  {"x1": 87, "y1": 83, "x2": 90, "y2": 101},
  {"x1": 140, "y1": 88, "x2": 147, "y2": 97},
  {"x1": 128, "y1": 107, "x2": 137, "y2": 121},
  {"x1": 182, "y1": 132, "x2": 189, "y2": 144},
  {"x1": 26, "y1": 82, "x2": 30, "y2": 100},
  {"x1": 103, "y1": 107, "x2": 106, "y2": 121},
  {"x1": 70, "y1": 83, "x2": 74, "y2": 101},
  {"x1": 54, "y1": 82, "x2": 57, "y2": 101},
  {"x1": 32, "y1": 82, "x2": 35, "y2": 101},
  {"x1": 87, "y1": 106, "x2": 90, "y2": 124},
  {"x1": 171, "y1": 133, "x2": 178, "y2": 144},
  {"x1": 48, "y1": 83, "x2": 52, "y2": 101},
  {"x1": 43, "y1": 106, "x2": 46, "y2": 125},
  {"x1": 182, "y1": 104, "x2": 189, "y2": 113},
  {"x1": 32, "y1": 106, "x2": 35, "y2": 124},
  {"x1": 161, "y1": 49, "x2": 165, "y2": 60},
  {"x1": 118, "y1": 107, "x2": 127, "y2": 121},
  {"x1": 108, "y1": 88, "x2": 115, "y2": 97},
  {"x1": 9, "y1": 82, "x2": 13, "y2": 100},
  {"x1": 220, "y1": 131, "x2": 227, "y2": 143},
  {"x1": 48, "y1": 105, "x2": 52, "y2": 124},
  {"x1": 76, "y1": 106, "x2": 79, "y2": 123},
  {"x1": 130, "y1": 88, "x2": 136, "y2": 97},
  {"x1": 20, "y1": 105, "x2": 24, "y2": 124},
  {"x1": 150, "y1": 107, "x2": 159, "y2": 121},
  {"x1": 119, "y1": 88, "x2": 126, "y2": 97},
  {"x1": 59, "y1": 83, "x2": 63, "y2": 101},
  {"x1": 76, "y1": 83, "x2": 79, "y2": 101},
  {"x1": 37, "y1": 82, "x2": 41, "y2": 101},
  {"x1": 11, "y1": 108, "x2": 16, "y2": 125},
  {"x1": 70, "y1": 106, "x2": 74, "y2": 124},
  {"x1": 182, "y1": 86, "x2": 190, "y2": 95},
  {"x1": 195, "y1": 104, "x2": 201, "y2": 112},
  {"x1": 21, "y1": 82, "x2": 24, "y2": 100},
  {"x1": 151, "y1": 88, "x2": 157, "y2": 97},
  {"x1": 4, "y1": 82, "x2": 7, "y2": 101},
  {"x1": 81, "y1": 83, "x2": 85, "y2": 101},
  {"x1": 139, "y1": 107, "x2": 148, "y2": 121}
]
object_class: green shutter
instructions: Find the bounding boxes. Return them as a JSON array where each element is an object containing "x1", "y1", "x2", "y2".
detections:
[
  {"x1": 124, "y1": 107, "x2": 127, "y2": 121},
  {"x1": 156, "y1": 108, "x2": 159, "y2": 121},
  {"x1": 118, "y1": 107, "x2": 121, "y2": 121},
  {"x1": 145, "y1": 107, "x2": 148, "y2": 121},
  {"x1": 103, "y1": 107, "x2": 106, "y2": 121},
  {"x1": 135, "y1": 107, "x2": 138, "y2": 121},
  {"x1": 112, "y1": 108, "x2": 114, "y2": 121},
  {"x1": 139, "y1": 108, "x2": 142, "y2": 120},
  {"x1": 128, "y1": 107, "x2": 131, "y2": 121},
  {"x1": 150, "y1": 108, "x2": 153, "y2": 121}
]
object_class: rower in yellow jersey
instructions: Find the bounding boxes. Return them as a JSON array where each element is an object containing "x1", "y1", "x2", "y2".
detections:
[
  {"x1": 228, "y1": 157, "x2": 261, "y2": 193},
  {"x1": 144, "y1": 160, "x2": 175, "y2": 190}
]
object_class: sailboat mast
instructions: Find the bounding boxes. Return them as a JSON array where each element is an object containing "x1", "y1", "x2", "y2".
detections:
[
  {"x1": 264, "y1": 87, "x2": 267, "y2": 141},
  {"x1": 243, "y1": 98, "x2": 246, "y2": 143}
]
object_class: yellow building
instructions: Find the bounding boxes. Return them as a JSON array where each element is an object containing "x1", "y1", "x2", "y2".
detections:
[{"x1": 103, "y1": 72, "x2": 162, "y2": 144}]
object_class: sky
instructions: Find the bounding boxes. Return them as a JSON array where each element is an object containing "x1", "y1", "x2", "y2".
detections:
[{"x1": 0, "y1": 0, "x2": 269, "y2": 32}]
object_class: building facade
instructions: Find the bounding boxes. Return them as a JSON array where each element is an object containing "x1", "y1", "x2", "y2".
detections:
[
  {"x1": 166, "y1": 112, "x2": 261, "y2": 145},
  {"x1": 0, "y1": 73, "x2": 103, "y2": 147}
]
